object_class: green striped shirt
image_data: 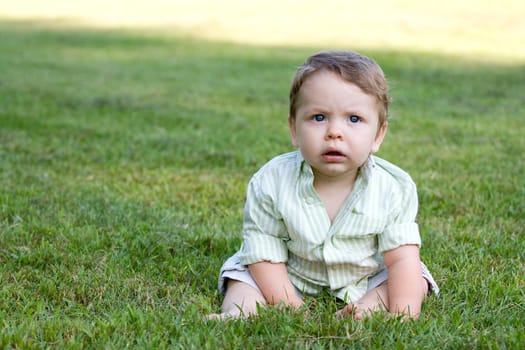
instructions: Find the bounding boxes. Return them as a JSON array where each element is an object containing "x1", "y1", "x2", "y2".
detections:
[{"x1": 238, "y1": 150, "x2": 421, "y2": 302}]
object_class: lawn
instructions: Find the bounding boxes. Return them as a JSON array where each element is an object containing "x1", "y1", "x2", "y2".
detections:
[{"x1": 0, "y1": 7, "x2": 524, "y2": 349}]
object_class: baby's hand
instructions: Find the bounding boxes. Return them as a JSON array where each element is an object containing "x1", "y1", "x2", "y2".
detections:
[
  {"x1": 290, "y1": 297, "x2": 305, "y2": 310},
  {"x1": 274, "y1": 296, "x2": 304, "y2": 310},
  {"x1": 336, "y1": 303, "x2": 365, "y2": 320}
]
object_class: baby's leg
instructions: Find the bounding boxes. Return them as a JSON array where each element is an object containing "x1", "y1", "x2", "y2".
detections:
[
  {"x1": 337, "y1": 278, "x2": 428, "y2": 319},
  {"x1": 207, "y1": 280, "x2": 266, "y2": 320}
]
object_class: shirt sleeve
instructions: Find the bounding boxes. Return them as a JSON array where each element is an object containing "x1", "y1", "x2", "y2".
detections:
[
  {"x1": 238, "y1": 173, "x2": 289, "y2": 265},
  {"x1": 378, "y1": 177, "x2": 422, "y2": 253}
]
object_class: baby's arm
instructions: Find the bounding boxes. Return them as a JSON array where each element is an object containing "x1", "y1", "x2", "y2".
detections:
[
  {"x1": 383, "y1": 244, "x2": 426, "y2": 318},
  {"x1": 249, "y1": 261, "x2": 304, "y2": 309}
]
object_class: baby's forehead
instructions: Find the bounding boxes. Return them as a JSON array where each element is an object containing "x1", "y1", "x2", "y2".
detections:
[
  {"x1": 301, "y1": 69, "x2": 361, "y2": 90},
  {"x1": 299, "y1": 70, "x2": 374, "y2": 99}
]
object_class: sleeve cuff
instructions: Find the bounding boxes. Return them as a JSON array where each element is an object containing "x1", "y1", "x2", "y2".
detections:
[
  {"x1": 378, "y1": 222, "x2": 421, "y2": 253},
  {"x1": 238, "y1": 233, "x2": 288, "y2": 265}
]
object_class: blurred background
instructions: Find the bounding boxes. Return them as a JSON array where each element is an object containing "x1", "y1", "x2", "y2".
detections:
[{"x1": 1, "y1": 0, "x2": 524, "y2": 63}]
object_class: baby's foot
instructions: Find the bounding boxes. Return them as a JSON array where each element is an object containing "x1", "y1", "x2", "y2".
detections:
[
  {"x1": 205, "y1": 309, "x2": 244, "y2": 321},
  {"x1": 206, "y1": 313, "x2": 225, "y2": 320}
]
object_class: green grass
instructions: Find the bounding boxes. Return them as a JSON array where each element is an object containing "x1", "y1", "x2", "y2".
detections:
[{"x1": 0, "y1": 19, "x2": 524, "y2": 349}]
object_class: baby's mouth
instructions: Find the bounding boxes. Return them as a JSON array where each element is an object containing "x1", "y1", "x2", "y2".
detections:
[
  {"x1": 324, "y1": 151, "x2": 344, "y2": 156},
  {"x1": 322, "y1": 150, "x2": 346, "y2": 162}
]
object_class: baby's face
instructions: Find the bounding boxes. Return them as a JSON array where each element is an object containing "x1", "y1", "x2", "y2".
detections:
[{"x1": 289, "y1": 70, "x2": 387, "y2": 181}]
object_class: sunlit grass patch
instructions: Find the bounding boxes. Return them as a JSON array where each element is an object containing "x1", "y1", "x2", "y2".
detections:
[{"x1": 1, "y1": 1, "x2": 525, "y2": 62}]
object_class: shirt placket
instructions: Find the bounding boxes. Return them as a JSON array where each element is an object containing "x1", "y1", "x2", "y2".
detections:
[{"x1": 322, "y1": 165, "x2": 371, "y2": 289}]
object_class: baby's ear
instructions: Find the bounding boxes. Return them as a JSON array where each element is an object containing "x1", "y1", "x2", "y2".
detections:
[
  {"x1": 288, "y1": 116, "x2": 299, "y2": 147},
  {"x1": 372, "y1": 121, "x2": 388, "y2": 153}
]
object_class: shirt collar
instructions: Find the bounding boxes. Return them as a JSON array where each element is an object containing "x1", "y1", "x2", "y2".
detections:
[
  {"x1": 296, "y1": 151, "x2": 313, "y2": 177},
  {"x1": 359, "y1": 155, "x2": 376, "y2": 182}
]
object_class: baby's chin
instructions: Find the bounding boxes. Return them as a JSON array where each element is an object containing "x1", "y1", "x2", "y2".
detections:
[{"x1": 311, "y1": 164, "x2": 359, "y2": 179}]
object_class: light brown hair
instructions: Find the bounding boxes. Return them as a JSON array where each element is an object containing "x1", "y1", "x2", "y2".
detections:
[{"x1": 289, "y1": 50, "x2": 390, "y2": 127}]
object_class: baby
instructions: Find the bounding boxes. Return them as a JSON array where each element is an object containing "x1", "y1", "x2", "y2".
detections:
[{"x1": 208, "y1": 50, "x2": 439, "y2": 320}]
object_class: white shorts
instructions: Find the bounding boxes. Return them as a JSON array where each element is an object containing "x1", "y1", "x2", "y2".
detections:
[{"x1": 218, "y1": 252, "x2": 440, "y2": 298}]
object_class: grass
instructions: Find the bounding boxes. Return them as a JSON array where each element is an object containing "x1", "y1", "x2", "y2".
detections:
[{"x1": 0, "y1": 16, "x2": 524, "y2": 349}]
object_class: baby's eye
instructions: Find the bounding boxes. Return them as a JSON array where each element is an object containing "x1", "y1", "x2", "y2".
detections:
[
  {"x1": 312, "y1": 114, "x2": 326, "y2": 122},
  {"x1": 348, "y1": 115, "x2": 361, "y2": 123}
]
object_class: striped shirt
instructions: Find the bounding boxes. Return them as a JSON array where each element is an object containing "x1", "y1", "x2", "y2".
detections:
[{"x1": 237, "y1": 150, "x2": 421, "y2": 302}]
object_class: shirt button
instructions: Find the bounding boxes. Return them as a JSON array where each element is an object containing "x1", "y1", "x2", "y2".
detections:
[{"x1": 306, "y1": 197, "x2": 314, "y2": 204}]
